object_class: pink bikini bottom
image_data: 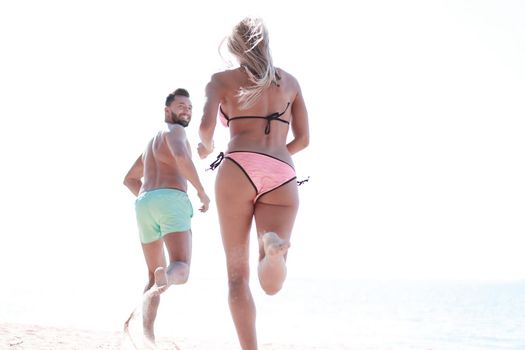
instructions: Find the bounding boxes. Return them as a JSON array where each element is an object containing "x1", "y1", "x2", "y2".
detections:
[{"x1": 224, "y1": 151, "x2": 296, "y2": 202}]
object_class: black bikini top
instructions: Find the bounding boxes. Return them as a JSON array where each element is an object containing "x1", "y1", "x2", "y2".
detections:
[{"x1": 219, "y1": 102, "x2": 291, "y2": 135}]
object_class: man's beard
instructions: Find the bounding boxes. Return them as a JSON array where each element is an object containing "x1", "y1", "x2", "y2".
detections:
[{"x1": 171, "y1": 111, "x2": 190, "y2": 127}]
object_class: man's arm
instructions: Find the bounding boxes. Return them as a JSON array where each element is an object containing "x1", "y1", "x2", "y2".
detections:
[
  {"x1": 167, "y1": 127, "x2": 210, "y2": 212},
  {"x1": 123, "y1": 155, "x2": 144, "y2": 196}
]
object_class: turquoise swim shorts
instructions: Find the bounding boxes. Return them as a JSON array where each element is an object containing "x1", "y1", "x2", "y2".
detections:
[{"x1": 135, "y1": 188, "x2": 193, "y2": 244}]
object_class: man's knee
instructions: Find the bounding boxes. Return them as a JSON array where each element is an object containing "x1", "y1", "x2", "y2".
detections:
[
  {"x1": 171, "y1": 261, "x2": 190, "y2": 284},
  {"x1": 177, "y1": 264, "x2": 190, "y2": 284}
]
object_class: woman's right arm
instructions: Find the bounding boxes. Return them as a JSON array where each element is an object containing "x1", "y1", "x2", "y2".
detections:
[{"x1": 198, "y1": 75, "x2": 221, "y2": 159}]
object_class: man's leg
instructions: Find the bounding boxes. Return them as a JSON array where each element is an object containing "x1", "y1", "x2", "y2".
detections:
[
  {"x1": 141, "y1": 239, "x2": 166, "y2": 343},
  {"x1": 159, "y1": 230, "x2": 192, "y2": 287}
]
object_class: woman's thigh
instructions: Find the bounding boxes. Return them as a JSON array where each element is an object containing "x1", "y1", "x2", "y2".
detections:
[
  {"x1": 254, "y1": 181, "x2": 299, "y2": 256},
  {"x1": 215, "y1": 160, "x2": 256, "y2": 277}
]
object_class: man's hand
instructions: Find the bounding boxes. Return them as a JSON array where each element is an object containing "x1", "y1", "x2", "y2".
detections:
[{"x1": 198, "y1": 191, "x2": 211, "y2": 212}]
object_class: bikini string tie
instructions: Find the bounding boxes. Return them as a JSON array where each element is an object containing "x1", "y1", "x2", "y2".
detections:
[
  {"x1": 207, "y1": 152, "x2": 225, "y2": 171},
  {"x1": 264, "y1": 113, "x2": 280, "y2": 134},
  {"x1": 297, "y1": 176, "x2": 310, "y2": 186}
]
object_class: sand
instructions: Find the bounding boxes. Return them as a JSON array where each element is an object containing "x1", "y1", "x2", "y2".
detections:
[
  {"x1": 0, "y1": 322, "x2": 223, "y2": 349},
  {"x1": 0, "y1": 322, "x2": 343, "y2": 350}
]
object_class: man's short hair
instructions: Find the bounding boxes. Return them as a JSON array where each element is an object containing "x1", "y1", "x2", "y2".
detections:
[{"x1": 165, "y1": 88, "x2": 190, "y2": 106}]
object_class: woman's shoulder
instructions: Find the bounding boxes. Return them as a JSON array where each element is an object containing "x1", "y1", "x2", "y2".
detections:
[
  {"x1": 276, "y1": 67, "x2": 300, "y2": 88},
  {"x1": 208, "y1": 68, "x2": 239, "y2": 89},
  {"x1": 211, "y1": 67, "x2": 239, "y2": 80}
]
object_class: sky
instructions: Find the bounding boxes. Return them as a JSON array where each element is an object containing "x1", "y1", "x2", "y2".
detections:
[{"x1": 0, "y1": 0, "x2": 524, "y2": 330}]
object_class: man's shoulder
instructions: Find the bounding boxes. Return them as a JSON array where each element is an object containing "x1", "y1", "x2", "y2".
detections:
[{"x1": 165, "y1": 124, "x2": 186, "y2": 139}]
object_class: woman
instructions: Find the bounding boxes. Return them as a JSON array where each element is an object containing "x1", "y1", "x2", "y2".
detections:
[{"x1": 198, "y1": 17, "x2": 309, "y2": 350}]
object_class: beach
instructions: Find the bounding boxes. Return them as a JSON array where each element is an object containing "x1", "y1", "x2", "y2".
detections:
[
  {"x1": 0, "y1": 322, "x2": 349, "y2": 350},
  {"x1": 1, "y1": 322, "x2": 129, "y2": 350},
  {"x1": 2, "y1": 279, "x2": 525, "y2": 350}
]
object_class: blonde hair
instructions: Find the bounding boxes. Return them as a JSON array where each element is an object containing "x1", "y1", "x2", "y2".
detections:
[{"x1": 226, "y1": 17, "x2": 278, "y2": 109}]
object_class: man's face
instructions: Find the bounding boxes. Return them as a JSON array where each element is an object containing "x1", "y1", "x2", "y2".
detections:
[{"x1": 167, "y1": 96, "x2": 192, "y2": 127}]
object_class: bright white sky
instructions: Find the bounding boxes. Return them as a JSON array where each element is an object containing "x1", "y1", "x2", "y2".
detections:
[{"x1": 0, "y1": 0, "x2": 524, "y2": 308}]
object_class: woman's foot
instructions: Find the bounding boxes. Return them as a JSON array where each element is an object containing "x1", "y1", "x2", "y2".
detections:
[{"x1": 262, "y1": 232, "x2": 290, "y2": 259}]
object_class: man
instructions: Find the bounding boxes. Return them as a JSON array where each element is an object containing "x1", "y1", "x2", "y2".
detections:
[{"x1": 123, "y1": 88, "x2": 210, "y2": 345}]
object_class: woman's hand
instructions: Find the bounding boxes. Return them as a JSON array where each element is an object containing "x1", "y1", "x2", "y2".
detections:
[{"x1": 197, "y1": 142, "x2": 214, "y2": 159}]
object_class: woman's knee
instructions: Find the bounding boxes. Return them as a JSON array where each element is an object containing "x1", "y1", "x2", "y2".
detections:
[{"x1": 227, "y1": 273, "x2": 250, "y2": 296}]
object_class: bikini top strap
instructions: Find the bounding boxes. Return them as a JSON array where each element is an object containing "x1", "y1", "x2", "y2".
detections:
[
  {"x1": 279, "y1": 102, "x2": 291, "y2": 116},
  {"x1": 220, "y1": 102, "x2": 291, "y2": 134},
  {"x1": 219, "y1": 106, "x2": 231, "y2": 126}
]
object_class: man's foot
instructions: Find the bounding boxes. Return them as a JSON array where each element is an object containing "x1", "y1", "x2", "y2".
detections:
[
  {"x1": 154, "y1": 266, "x2": 168, "y2": 293},
  {"x1": 144, "y1": 267, "x2": 168, "y2": 299},
  {"x1": 141, "y1": 267, "x2": 168, "y2": 346},
  {"x1": 262, "y1": 232, "x2": 290, "y2": 259}
]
